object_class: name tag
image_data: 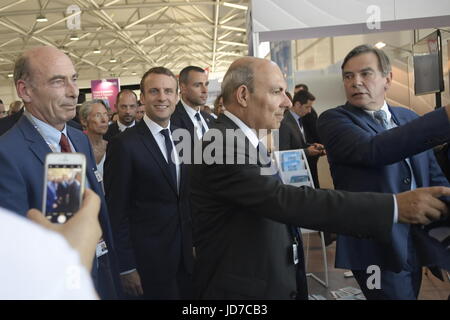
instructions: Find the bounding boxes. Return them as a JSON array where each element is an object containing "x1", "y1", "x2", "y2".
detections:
[
  {"x1": 96, "y1": 240, "x2": 108, "y2": 258},
  {"x1": 94, "y1": 170, "x2": 102, "y2": 183},
  {"x1": 292, "y1": 243, "x2": 299, "y2": 265}
]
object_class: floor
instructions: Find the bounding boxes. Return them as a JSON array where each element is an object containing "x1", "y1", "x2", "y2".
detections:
[{"x1": 303, "y1": 232, "x2": 450, "y2": 300}]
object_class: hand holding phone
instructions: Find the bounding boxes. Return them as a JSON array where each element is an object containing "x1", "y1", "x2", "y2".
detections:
[{"x1": 42, "y1": 153, "x2": 86, "y2": 224}]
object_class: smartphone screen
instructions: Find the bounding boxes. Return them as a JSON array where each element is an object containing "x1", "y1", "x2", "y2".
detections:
[{"x1": 45, "y1": 164, "x2": 84, "y2": 224}]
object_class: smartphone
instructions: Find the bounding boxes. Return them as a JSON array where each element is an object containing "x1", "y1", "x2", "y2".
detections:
[{"x1": 42, "y1": 152, "x2": 86, "y2": 224}]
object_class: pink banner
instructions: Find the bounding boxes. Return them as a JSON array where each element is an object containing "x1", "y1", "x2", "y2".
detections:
[{"x1": 90, "y1": 78, "x2": 120, "y2": 111}]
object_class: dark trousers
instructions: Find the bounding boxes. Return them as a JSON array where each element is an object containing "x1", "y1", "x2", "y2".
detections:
[
  {"x1": 140, "y1": 262, "x2": 193, "y2": 300},
  {"x1": 352, "y1": 267, "x2": 422, "y2": 300}
]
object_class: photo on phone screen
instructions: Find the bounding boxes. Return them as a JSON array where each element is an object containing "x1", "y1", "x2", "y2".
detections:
[{"x1": 45, "y1": 164, "x2": 84, "y2": 224}]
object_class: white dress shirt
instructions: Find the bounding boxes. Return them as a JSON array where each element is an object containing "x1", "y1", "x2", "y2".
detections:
[
  {"x1": 181, "y1": 98, "x2": 209, "y2": 139},
  {"x1": 117, "y1": 120, "x2": 135, "y2": 132},
  {"x1": 142, "y1": 114, "x2": 180, "y2": 189}
]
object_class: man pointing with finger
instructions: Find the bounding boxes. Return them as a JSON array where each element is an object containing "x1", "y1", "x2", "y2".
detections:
[
  {"x1": 190, "y1": 56, "x2": 450, "y2": 300},
  {"x1": 318, "y1": 44, "x2": 450, "y2": 299}
]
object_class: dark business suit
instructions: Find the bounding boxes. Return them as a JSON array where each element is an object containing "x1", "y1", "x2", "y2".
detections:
[
  {"x1": 191, "y1": 113, "x2": 397, "y2": 300},
  {"x1": 0, "y1": 108, "x2": 24, "y2": 135},
  {"x1": 318, "y1": 103, "x2": 450, "y2": 299},
  {"x1": 170, "y1": 101, "x2": 215, "y2": 143},
  {"x1": 0, "y1": 115, "x2": 122, "y2": 299},
  {"x1": 278, "y1": 110, "x2": 320, "y2": 188},
  {"x1": 104, "y1": 120, "x2": 193, "y2": 299},
  {"x1": 103, "y1": 121, "x2": 121, "y2": 142}
]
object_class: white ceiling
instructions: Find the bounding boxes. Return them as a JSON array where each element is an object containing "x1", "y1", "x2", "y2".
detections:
[{"x1": 0, "y1": 0, "x2": 249, "y2": 80}]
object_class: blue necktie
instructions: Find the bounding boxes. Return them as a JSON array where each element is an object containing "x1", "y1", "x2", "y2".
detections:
[
  {"x1": 160, "y1": 129, "x2": 177, "y2": 188},
  {"x1": 194, "y1": 112, "x2": 206, "y2": 136},
  {"x1": 374, "y1": 109, "x2": 388, "y2": 129}
]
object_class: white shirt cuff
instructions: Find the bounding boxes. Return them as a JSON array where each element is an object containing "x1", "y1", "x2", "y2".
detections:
[
  {"x1": 393, "y1": 194, "x2": 398, "y2": 223},
  {"x1": 120, "y1": 268, "x2": 136, "y2": 275}
]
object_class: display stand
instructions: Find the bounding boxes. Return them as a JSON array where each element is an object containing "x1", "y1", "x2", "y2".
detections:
[{"x1": 274, "y1": 149, "x2": 329, "y2": 288}]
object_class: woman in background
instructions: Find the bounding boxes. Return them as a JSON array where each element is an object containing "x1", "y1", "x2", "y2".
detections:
[{"x1": 79, "y1": 100, "x2": 109, "y2": 179}]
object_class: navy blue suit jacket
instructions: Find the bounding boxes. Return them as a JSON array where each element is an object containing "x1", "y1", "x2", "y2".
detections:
[
  {"x1": 318, "y1": 103, "x2": 450, "y2": 272},
  {"x1": 103, "y1": 120, "x2": 193, "y2": 298},
  {"x1": 0, "y1": 116, "x2": 121, "y2": 298}
]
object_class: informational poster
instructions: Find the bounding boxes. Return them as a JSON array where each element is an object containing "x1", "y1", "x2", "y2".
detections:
[
  {"x1": 273, "y1": 149, "x2": 314, "y2": 188},
  {"x1": 270, "y1": 40, "x2": 294, "y2": 93},
  {"x1": 90, "y1": 78, "x2": 120, "y2": 111}
]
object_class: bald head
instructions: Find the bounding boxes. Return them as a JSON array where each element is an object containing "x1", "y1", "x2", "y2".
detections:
[
  {"x1": 221, "y1": 57, "x2": 291, "y2": 131},
  {"x1": 14, "y1": 46, "x2": 79, "y2": 131},
  {"x1": 14, "y1": 46, "x2": 72, "y2": 86},
  {"x1": 221, "y1": 57, "x2": 258, "y2": 107}
]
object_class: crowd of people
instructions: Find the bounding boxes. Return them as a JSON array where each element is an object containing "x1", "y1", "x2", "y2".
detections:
[{"x1": 0, "y1": 44, "x2": 449, "y2": 300}]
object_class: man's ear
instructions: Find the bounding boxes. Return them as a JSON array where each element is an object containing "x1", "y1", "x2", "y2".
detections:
[
  {"x1": 179, "y1": 82, "x2": 186, "y2": 95},
  {"x1": 384, "y1": 71, "x2": 393, "y2": 91},
  {"x1": 16, "y1": 80, "x2": 32, "y2": 103},
  {"x1": 235, "y1": 85, "x2": 249, "y2": 107}
]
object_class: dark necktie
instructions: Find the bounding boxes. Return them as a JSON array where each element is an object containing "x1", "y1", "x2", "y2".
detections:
[
  {"x1": 298, "y1": 116, "x2": 303, "y2": 129},
  {"x1": 194, "y1": 112, "x2": 206, "y2": 136},
  {"x1": 59, "y1": 133, "x2": 72, "y2": 152},
  {"x1": 256, "y1": 141, "x2": 272, "y2": 167},
  {"x1": 160, "y1": 128, "x2": 177, "y2": 188},
  {"x1": 374, "y1": 109, "x2": 389, "y2": 129}
]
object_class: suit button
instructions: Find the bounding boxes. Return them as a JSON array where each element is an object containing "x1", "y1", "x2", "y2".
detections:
[
  {"x1": 403, "y1": 177, "x2": 411, "y2": 185},
  {"x1": 290, "y1": 291, "x2": 298, "y2": 299}
]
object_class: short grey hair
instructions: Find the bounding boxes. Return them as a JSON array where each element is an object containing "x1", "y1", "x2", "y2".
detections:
[
  {"x1": 13, "y1": 54, "x2": 32, "y2": 85},
  {"x1": 79, "y1": 99, "x2": 109, "y2": 122},
  {"x1": 341, "y1": 44, "x2": 392, "y2": 77},
  {"x1": 221, "y1": 63, "x2": 255, "y2": 105}
]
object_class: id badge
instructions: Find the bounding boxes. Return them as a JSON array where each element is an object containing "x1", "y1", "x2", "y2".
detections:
[
  {"x1": 94, "y1": 170, "x2": 103, "y2": 183},
  {"x1": 96, "y1": 239, "x2": 108, "y2": 258},
  {"x1": 292, "y1": 243, "x2": 299, "y2": 265}
]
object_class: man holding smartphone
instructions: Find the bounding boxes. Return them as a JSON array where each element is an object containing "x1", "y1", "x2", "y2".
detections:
[{"x1": 0, "y1": 46, "x2": 121, "y2": 299}]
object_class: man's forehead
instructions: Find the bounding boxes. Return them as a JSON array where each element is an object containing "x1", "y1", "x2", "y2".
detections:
[
  {"x1": 187, "y1": 71, "x2": 207, "y2": 81},
  {"x1": 145, "y1": 74, "x2": 177, "y2": 87}
]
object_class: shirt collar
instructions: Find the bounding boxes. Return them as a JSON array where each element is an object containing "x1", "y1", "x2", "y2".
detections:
[
  {"x1": 289, "y1": 110, "x2": 301, "y2": 122},
  {"x1": 223, "y1": 110, "x2": 260, "y2": 149},
  {"x1": 364, "y1": 101, "x2": 391, "y2": 122},
  {"x1": 142, "y1": 114, "x2": 170, "y2": 137},
  {"x1": 181, "y1": 98, "x2": 201, "y2": 117},
  {"x1": 24, "y1": 109, "x2": 68, "y2": 148},
  {"x1": 117, "y1": 119, "x2": 135, "y2": 132}
]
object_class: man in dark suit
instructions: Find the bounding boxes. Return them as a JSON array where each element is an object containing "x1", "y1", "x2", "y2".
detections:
[
  {"x1": 278, "y1": 90, "x2": 325, "y2": 188},
  {"x1": 190, "y1": 56, "x2": 450, "y2": 300},
  {"x1": 104, "y1": 67, "x2": 193, "y2": 299},
  {"x1": 318, "y1": 44, "x2": 450, "y2": 299},
  {"x1": 171, "y1": 66, "x2": 214, "y2": 145},
  {"x1": 103, "y1": 89, "x2": 138, "y2": 142},
  {"x1": 0, "y1": 46, "x2": 121, "y2": 299}
]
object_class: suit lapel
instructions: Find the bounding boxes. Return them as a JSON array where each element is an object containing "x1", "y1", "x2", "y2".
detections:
[
  {"x1": 67, "y1": 127, "x2": 102, "y2": 194},
  {"x1": 18, "y1": 116, "x2": 51, "y2": 165},
  {"x1": 137, "y1": 121, "x2": 178, "y2": 194},
  {"x1": 286, "y1": 111, "x2": 307, "y2": 146},
  {"x1": 343, "y1": 103, "x2": 385, "y2": 133},
  {"x1": 389, "y1": 106, "x2": 424, "y2": 185},
  {"x1": 176, "y1": 102, "x2": 195, "y2": 139}
]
